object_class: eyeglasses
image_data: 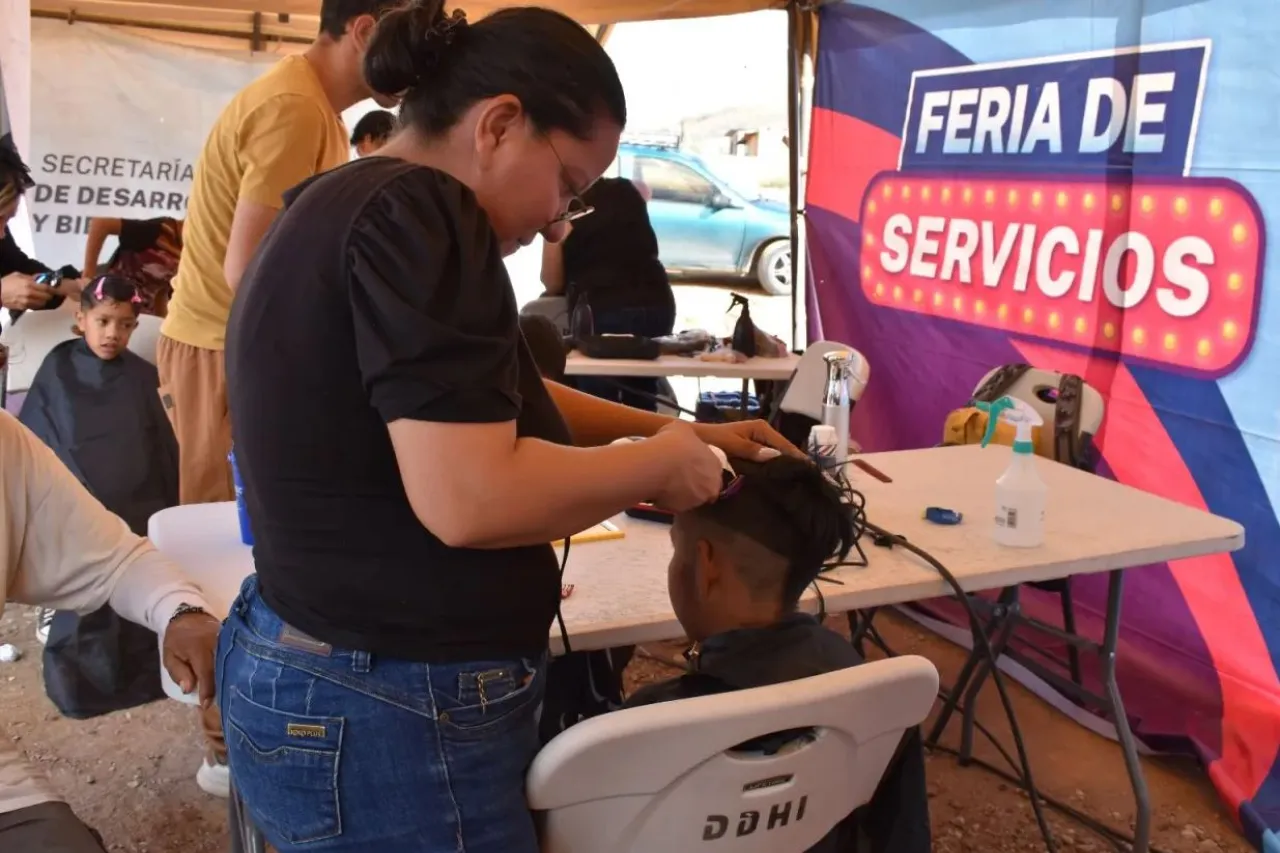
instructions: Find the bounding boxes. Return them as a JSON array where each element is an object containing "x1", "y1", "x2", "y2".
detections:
[{"x1": 545, "y1": 137, "x2": 595, "y2": 225}]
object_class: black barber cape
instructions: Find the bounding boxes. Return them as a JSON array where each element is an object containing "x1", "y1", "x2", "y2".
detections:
[
  {"x1": 19, "y1": 339, "x2": 177, "y2": 718},
  {"x1": 626, "y1": 614, "x2": 932, "y2": 853}
]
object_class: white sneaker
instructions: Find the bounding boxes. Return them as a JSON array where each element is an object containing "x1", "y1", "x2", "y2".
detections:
[
  {"x1": 196, "y1": 758, "x2": 230, "y2": 798},
  {"x1": 35, "y1": 608, "x2": 54, "y2": 645}
]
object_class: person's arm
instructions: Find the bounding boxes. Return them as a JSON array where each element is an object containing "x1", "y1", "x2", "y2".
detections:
[
  {"x1": 546, "y1": 379, "x2": 668, "y2": 445},
  {"x1": 4, "y1": 413, "x2": 211, "y2": 627},
  {"x1": 541, "y1": 236, "x2": 566, "y2": 295},
  {"x1": 83, "y1": 217, "x2": 122, "y2": 276},
  {"x1": 226, "y1": 95, "x2": 333, "y2": 291},
  {"x1": 0, "y1": 226, "x2": 51, "y2": 277},
  {"x1": 351, "y1": 172, "x2": 722, "y2": 549},
  {"x1": 4, "y1": 413, "x2": 219, "y2": 700},
  {"x1": 545, "y1": 379, "x2": 801, "y2": 462}
]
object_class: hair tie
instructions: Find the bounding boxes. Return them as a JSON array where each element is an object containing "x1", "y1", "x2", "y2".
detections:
[
  {"x1": 93, "y1": 277, "x2": 106, "y2": 301},
  {"x1": 416, "y1": 9, "x2": 468, "y2": 79}
]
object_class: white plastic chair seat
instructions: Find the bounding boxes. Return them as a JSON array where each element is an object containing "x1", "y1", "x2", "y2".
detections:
[{"x1": 528, "y1": 655, "x2": 938, "y2": 853}]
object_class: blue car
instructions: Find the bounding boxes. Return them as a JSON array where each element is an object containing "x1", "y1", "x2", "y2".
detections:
[{"x1": 608, "y1": 143, "x2": 793, "y2": 295}]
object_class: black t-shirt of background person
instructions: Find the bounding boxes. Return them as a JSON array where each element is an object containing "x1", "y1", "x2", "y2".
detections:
[
  {"x1": 563, "y1": 177, "x2": 673, "y2": 322},
  {"x1": 226, "y1": 158, "x2": 572, "y2": 662}
]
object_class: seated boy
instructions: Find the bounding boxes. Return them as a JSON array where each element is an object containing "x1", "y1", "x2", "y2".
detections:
[{"x1": 627, "y1": 455, "x2": 931, "y2": 853}]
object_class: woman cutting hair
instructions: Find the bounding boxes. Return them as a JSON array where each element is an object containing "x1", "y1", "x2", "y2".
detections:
[
  {"x1": 219, "y1": 2, "x2": 795, "y2": 851},
  {"x1": 0, "y1": 135, "x2": 85, "y2": 314}
]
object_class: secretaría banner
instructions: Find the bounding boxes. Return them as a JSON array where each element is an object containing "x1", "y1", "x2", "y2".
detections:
[
  {"x1": 806, "y1": 1, "x2": 1279, "y2": 846},
  {"x1": 24, "y1": 20, "x2": 278, "y2": 270}
]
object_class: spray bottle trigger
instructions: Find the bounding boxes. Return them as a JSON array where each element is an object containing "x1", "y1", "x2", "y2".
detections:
[{"x1": 974, "y1": 397, "x2": 1015, "y2": 448}]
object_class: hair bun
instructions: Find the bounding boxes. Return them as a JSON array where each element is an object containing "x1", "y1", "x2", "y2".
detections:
[{"x1": 364, "y1": 0, "x2": 467, "y2": 97}]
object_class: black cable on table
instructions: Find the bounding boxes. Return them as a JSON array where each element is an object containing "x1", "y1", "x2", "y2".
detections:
[{"x1": 811, "y1": 455, "x2": 1058, "y2": 852}]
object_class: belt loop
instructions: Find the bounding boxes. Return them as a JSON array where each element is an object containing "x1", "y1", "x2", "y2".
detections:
[{"x1": 352, "y1": 650, "x2": 371, "y2": 673}]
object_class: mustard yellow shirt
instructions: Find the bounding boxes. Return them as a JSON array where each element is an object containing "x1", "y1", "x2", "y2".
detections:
[{"x1": 163, "y1": 55, "x2": 349, "y2": 351}]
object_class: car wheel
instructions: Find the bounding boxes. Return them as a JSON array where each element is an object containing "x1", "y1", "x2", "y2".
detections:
[{"x1": 755, "y1": 240, "x2": 791, "y2": 296}]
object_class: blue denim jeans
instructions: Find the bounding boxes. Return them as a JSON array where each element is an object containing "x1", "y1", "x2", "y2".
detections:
[{"x1": 216, "y1": 577, "x2": 546, "y2": 852}]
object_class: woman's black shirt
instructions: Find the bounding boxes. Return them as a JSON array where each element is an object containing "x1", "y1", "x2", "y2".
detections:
[{"x1": 226, "y1": 158, "x2": 571, "y2": 663}]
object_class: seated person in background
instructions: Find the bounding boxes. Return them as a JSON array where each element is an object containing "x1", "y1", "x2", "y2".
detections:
[
  {"x1": 20, "y1": 276, "x2": 179, "y2": 651},
  {"x1": 350, "y1": 109, "x2": 398, "y2": 156},
  {"x1": 541, "y1": 176, "x2": 675, "y2": 411},
  {"x1": 0, "y1": 410, "x2": 218, "y2": 853},
  {"x1": 0, "y1": 134, "x2": 86, "y2": 315},
  {"x1": 519, "y1": 313, "x2": 568, "y2": 383},
  {"x1": 627, "y1": 455, "x2": 931, "y2": 853},
  {"x1": 83, "y1": 217, "x2": 184, "y2": 317}
]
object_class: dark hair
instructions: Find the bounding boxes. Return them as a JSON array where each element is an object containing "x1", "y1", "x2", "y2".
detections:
[
  {"x1": 80, "y1": 275, "x2": 143, "y2": 313},
  {"x1": 692, "y1": 456, "x2": 855, "y2": 607},
  {"x1": 319, "y1": 0, "x2": 399, "y2": 39},
  {"x1": 350, "y1": 109, "x2": 399, "y2": 146},
  {"x1": 364, "y1": 1, "x2": 626, "y2": 140},
  {"x1": 0, "y1": 133, "x2": 34, "y2": 201}
]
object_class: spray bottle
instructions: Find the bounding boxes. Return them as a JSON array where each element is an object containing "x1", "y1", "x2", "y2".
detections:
[
  {"x1": 976, "y1": 396, "x2": 1046, "y2": 548},
  {"x1": 821, "y1": 351, "x2": 855, "y2": 468}
]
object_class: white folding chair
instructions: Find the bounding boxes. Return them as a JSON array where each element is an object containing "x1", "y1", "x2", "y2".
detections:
[
  {"x1": 527, "y1": 656, "x2": 939, "y2": 853},
  {"x1": 771, "y1": 341, "x2": 869, "y2": 451},
  {"x1": 127, "y1": 314, "x2": 163, "y2": 366},
  {"x1": 973, "y1": 365, "x2": 1104, "y2": 436}
]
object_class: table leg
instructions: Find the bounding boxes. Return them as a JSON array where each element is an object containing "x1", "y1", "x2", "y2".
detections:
[
  {"x1": 958, "y1": 599, "x2": 1019, "y2": 764},
  {"x1": 927, "y1": 587, "x2": 1016, "y2": 747},
  {"x1": 1101, "y1": 570, "x2": 1150, "y2": 853},
  {"x1": 740, "y1": 378, "x2": 750, "y2": 417},
  {"x1": 228, "y1": 781, "x2": 268, "y2": 853}
]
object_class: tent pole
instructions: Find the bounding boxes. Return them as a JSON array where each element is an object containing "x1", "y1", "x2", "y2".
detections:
[{"x1": 786, "y1": 0, "x2": 800, "y2": 350}]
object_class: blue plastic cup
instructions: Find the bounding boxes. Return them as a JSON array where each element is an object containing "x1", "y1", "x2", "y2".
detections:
[{"x1": 229, "y1": 448, "x2": 254, "y2": 547}]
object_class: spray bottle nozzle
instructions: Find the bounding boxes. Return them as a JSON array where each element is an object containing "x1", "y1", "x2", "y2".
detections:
[
  {"x1": 974, "y1": 395, "x2": 1044, "y2": 452},
  {"x1": 726, "y1": 292, "x2": 751, "y2": 314},
  {"x1": 974, "y1": 397, "x2": 1016, "y2": 448}
]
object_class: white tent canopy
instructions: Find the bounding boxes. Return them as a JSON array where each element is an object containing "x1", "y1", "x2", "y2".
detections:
[{"x1": 30, "y1": 0, "x2": 788, "y2": 44}]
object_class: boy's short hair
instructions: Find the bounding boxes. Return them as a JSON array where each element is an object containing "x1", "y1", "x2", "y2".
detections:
[
  {"x1": 320, "y1": 0, "x2": 398, "y2": 38},
  {"x1": 350, "y1": 110, "x2": 398, "y2": 147},
  {"x1": 688, "y1": 455, "x2": 855, "y2": 606}
]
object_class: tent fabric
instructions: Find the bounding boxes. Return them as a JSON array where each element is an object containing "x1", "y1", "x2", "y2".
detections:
[
  {"x1": 28, "y1": 0, "x2": 781, "y2": 39},
  {"x1": 804, "y1": 1, "x2": 1280, "y2": 848}
]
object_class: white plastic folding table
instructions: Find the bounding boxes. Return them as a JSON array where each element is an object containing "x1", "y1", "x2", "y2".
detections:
[{"x1": 150, "y1": 444, "x2": 1243, "y2": 853}]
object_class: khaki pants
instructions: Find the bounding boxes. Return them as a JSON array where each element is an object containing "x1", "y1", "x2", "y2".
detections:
[
  {"x1": 157, "y1": 334, "x2": 231, "y2": 765},
  {"x1": 157, "y1": 334, "x2": 234, "y2": 505}
]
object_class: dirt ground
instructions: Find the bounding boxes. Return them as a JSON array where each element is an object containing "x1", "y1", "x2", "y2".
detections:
[{"x1": 0, "y1": 603, "x2": 1249, "y2": 853}]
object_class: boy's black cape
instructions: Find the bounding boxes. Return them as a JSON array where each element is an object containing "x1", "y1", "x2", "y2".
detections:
[{"x1": 18, "y1": 338, "x2": 179, "y2": 719}]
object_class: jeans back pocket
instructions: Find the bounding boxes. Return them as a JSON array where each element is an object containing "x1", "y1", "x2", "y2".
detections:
[
  {"x1": 435, "y1": 658, "x2": 544, "y2": 740},
  {"x1": 224, "y1": 686, "x2": 344, "y2": 844}
]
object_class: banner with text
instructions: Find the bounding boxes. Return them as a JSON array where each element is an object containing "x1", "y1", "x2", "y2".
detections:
[
  {"x1": 807, "y1": 1, "x2": 1279, "y2": 846},
  {"x1": 26, "y1": 20, "x2": 275, "y2": 268}
]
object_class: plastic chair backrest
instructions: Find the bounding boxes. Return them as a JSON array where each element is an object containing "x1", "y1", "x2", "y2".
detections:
[
  {"x1": 777, "y1": 341, "x2": 870, "y2": 423},
  {"x1": 527, "y1": 655, "x2": 939, "y2": 853},
  {"x1": 973, "y1": 366, "x2": 1104, "y2": 435}
]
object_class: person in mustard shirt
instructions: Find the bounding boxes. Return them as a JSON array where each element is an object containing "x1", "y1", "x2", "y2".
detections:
[
  {"x1": 160, "y1": 0, "x2": 399, "y2": 508},
  {"x1": 159, "y1": 0, "x2": 398, "y2": 800}
]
